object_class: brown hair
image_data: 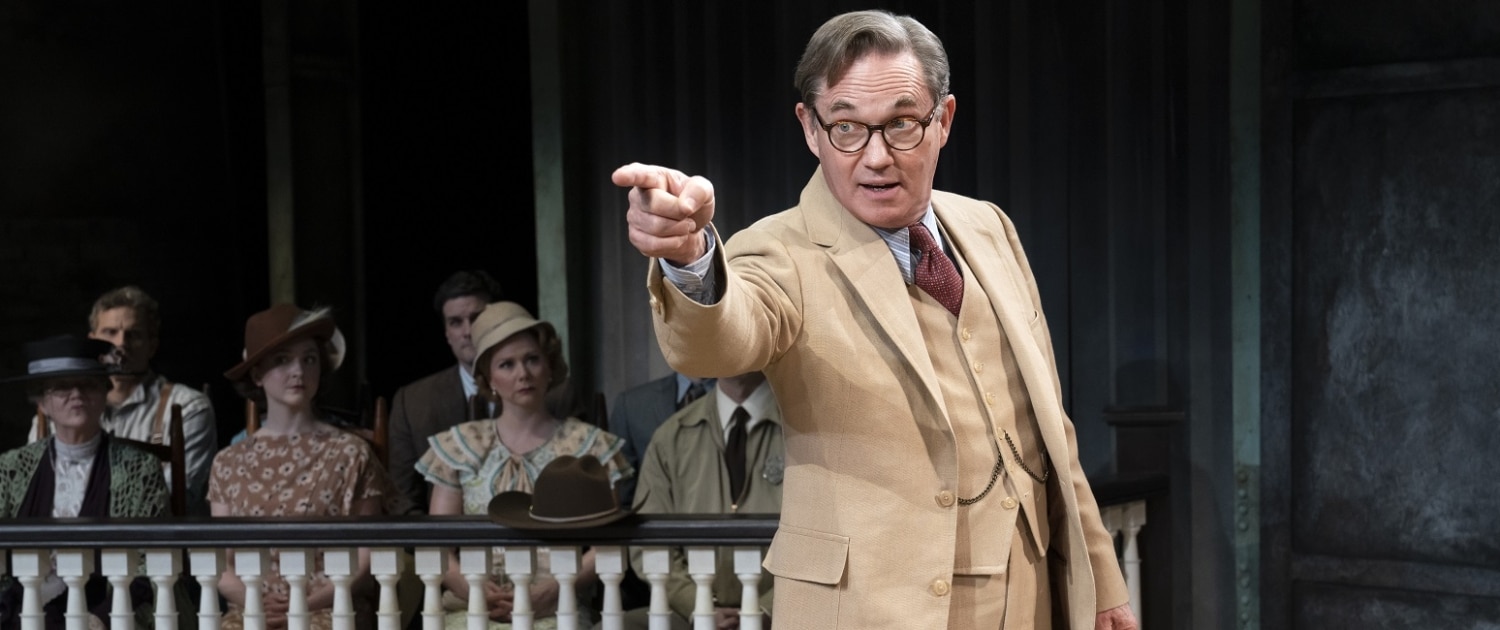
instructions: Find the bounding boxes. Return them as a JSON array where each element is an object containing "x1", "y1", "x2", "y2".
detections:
[
  {"x1": 794, "y1": 10, "x2": 950, "y2": 110},
  {"x1": 89, "y1": 286, "x2": 161, "y2": 339},
  {"x1": 473, "y1": 327, "x2": 570, "y2": 403}
]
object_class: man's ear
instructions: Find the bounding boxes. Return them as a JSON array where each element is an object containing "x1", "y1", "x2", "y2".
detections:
[
  {"x1": 935, "y1": 93, "x2": 957, "y2": 148},
  {"x1": 795, "y1": 103, "x2": 820, "y2": 157}
]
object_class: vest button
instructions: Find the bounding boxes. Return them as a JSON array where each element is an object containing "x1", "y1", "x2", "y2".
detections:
[
  {"x1": 1002, "y1": 497, "x2": 1018, "y2": 510},
  {"x1": 972, "y1": 361, "x2": 984, "y2": 373},
  {"x1": 936, "y1": 490, "x2": 955, "y2": 507},
  {"x1": 931, "y1": 579, "x2": 951, "y2": 596},
  {"x1": 961, "y1": 328, "x2": 972, "y2": 341}
]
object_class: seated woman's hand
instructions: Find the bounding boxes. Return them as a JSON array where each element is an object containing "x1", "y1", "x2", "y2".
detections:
[
  {"x1": 262, "y1": 593, "x2": 291, "y2": 630},
  {"x1": 527, "y1": 578, "x2": 561, "y2": 618},
  {"x1": 483, "y1": 581, "x2": 514, "y2": 621}
]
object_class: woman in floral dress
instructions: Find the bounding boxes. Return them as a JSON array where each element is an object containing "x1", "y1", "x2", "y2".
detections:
[
  {"x1": 209, "y1": 304, "x2": 390, "y2": 630},
  {"x1": 417, "y1": 302, "x2": 632, "y2": 630}
]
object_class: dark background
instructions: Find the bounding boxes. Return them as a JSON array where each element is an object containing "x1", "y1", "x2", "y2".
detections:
[{"x1": 2, "y1": 0, "x2": 1497, "y2": 628}]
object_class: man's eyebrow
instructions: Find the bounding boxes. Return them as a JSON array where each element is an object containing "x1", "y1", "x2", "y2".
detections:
[{"x1": 825, "y1": 94, "x2": 922, "y2": 114}]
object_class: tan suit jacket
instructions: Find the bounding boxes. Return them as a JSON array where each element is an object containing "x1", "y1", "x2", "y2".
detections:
[{"x1": 646, "y1": 170, "x2": 1128, "y2": 629}]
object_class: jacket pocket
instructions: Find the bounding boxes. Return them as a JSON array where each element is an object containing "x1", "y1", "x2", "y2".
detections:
[
  {"x1": 764, "y1": 525, "x2": 848, "y2": 628},
  {"x1": 764, "y1": 524, "x2": 849, "y2": 584}
]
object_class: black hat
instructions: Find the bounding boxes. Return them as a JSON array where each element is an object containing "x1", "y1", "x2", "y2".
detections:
[
  {"x1": 488, "y1": 455, "x2": 631, "y2": 529},
  {"x1": 6, "y1": 335, "x2": 116, "y2": 383}
]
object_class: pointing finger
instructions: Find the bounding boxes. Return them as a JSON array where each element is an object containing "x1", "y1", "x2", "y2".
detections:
[{"x1": 612, "y1": 162, "x2": 687, "y2": 193}]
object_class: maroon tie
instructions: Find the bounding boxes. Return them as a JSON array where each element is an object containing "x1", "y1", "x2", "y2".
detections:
[{"x1": 909, "y1": 223, "x2": 963, "y2": 316}]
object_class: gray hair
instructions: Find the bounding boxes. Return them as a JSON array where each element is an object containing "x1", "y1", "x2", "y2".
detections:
[{"x1": 794, "y1": 10, "x2": 950, "y2": 109}]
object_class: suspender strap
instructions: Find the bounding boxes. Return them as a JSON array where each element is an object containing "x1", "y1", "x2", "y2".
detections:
[{"x1": 150, "y1": 381, "x2": 175, "y2": 445}]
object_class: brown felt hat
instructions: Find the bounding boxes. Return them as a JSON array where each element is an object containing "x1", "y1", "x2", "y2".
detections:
[
  {"x1": 488, "y1": 455, "x2": 630, "y2": 529},
  {"x1": 224, "y1": 304, "x2": 346, "y2": 382}
]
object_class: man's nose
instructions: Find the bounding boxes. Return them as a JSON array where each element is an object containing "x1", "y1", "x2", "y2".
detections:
[{"x1": 861, "y1": 132, "x2": 896, "y2": 167}]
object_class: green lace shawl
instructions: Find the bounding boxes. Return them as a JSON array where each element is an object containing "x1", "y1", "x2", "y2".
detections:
[{"x1": 0, "y1": 437, "x2": 170, "y2": 518}]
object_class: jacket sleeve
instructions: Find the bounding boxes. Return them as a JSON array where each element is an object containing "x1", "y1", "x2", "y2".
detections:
[
  {"x1": 647, "y1": 225, "x2": 805, "y2": 379},
  {"x1": 387, "y1": 385, "x2": 424, "y2": 512}
]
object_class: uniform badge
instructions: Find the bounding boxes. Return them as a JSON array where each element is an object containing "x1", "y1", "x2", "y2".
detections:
[{"x1": 761, "y1": 454, "x2": 785, "y2": 485}]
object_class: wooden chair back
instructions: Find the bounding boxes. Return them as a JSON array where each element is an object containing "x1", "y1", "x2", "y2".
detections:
[
  {"x1": 111, "y1": 403, "x2": 188, "y2": 518},
  {"x1": 244, "y1": 396, "x2": 388, "y2": 466}
]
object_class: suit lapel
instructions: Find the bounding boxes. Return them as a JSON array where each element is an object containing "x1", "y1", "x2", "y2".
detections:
[
  {"x1": 800, "y1": 170, "x2": 947, "y2": 418},
  {"x1": 934, "y1": 199, "x2": 1072, "y2": 485}
]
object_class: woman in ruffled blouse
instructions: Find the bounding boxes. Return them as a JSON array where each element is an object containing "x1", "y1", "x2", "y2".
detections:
[{"x1": 417, "y1": 302, "x2": 632, "y2": 630}]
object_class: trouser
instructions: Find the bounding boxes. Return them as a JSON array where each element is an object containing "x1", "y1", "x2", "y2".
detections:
[{"x1": 948, "y1": 517, "x2": 1051, "y2": 630}]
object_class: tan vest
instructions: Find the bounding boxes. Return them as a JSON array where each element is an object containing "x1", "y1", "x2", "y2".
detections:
[{"x1": 907, "y1": 228, "x2": 1051, "y2": 574}]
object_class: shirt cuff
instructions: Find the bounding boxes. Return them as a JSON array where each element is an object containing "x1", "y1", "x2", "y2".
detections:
[{"x1": 658, "y1": 231, "x2": 717, "y2": 304}]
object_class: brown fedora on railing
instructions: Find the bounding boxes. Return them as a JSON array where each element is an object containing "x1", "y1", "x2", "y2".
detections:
[{"x1": 488, "y1": 455, "x2": 629, "y2": 529}]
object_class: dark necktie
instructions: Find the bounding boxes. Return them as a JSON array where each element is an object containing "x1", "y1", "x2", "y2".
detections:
[
  {"x1": 909, "y1": 223, "x2": 963, "y2": 316},
  {"x1": 679, "y1": 380, "x2": 707, "y2": 410},
  {"x1": 725, "y1": 406, "x2": 749, "y2": 500}
]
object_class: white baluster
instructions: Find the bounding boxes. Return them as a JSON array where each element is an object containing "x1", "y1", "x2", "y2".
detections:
[
  {"x1": 102, "y1": 549, "x2": 138, "y2": 630},
  {"x1": 280, "y1": 549, "x2": 311, "y2": 630},
  {"x1": 189, "y1": 549, "x2": 225, "y2": 630},
  {"x1": 413, "y1": 548, "x2": 447, "y2": 630},
  {"x1": 639, "y1": 547, "x2": 671, "y2": 630},
  {"x1": 458, "y1": 547, "x2": 492, "y2": 630},
  {"x1": 1122, "y1": 500, "x2": 1148, "y2": 627},
  {"x1": 549, "y1": 548, "x2": 579, "y2": 630},
  {"x1": 235, "y1": 549, "x2": 269, "y2": 630},
  {"x1": 146, "y1": 549, "x2": 182, "y2": 630},
  {"x1": 503, "y1": 547, "x2": 536, "y2": 630},
  {"x1": 733, "y1": 548, "x2": 763, "y2": 630},
  {"x1": 323, "y1": 548, "x2": 358, "y2": 630},
  {"x1": 685, "y1": 547, "x2": 715, "y2": 630},
  {"x1": 593, "y1": 547, "x2": 624, "y2": 630},
  {"x1": 371, "y1": 548, "x2": 404, "y2": 630},
  {"x1": 13, "y1": 549, "x2": 49, "y2": 630},
  {"x1": 56, "y1": 549, "x2": 94, "y2": 630}
]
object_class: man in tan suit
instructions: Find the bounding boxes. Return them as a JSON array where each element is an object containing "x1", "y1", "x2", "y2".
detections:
[{"x1": 612, "y1": 9, "x2": 1137, "y2": 630}]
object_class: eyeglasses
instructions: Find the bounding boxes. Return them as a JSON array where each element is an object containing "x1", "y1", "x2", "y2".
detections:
[
  {"x1": 812, "y1": 102, "x2": 943, "y2": 153},
  {"x1": 44, "y1": 378, "x2": 106, "y2": 398}
]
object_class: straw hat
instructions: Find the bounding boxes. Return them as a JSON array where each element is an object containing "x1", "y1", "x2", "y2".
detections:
[
  {"x1": 224, "y1": 304, "x2": 346, "y2": 381},
  {"x1": 488, "y1": 455, "x2": 630, "y2": 529},
  {"x1": 470, "y1": 301, "x2": 558, "y2": 373}
]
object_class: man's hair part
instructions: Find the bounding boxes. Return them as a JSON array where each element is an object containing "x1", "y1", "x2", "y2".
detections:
[
  {"x1": 89, "y1": 285, "x2": 161, "y2": 338},
  {"x1": 794, "y1": 9, "x2": 951, "y2": 111},
  {"x1": 432, "y1": 270, "x2": 505, "y2": 313}
]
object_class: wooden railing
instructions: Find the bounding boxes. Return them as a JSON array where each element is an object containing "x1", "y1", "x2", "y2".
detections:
[{"x1": 0, "y1": 493, "x2": 1158, "y2": 630}]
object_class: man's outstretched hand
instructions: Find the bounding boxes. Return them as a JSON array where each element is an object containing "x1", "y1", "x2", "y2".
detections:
[{"x1": 612, "y1": 163, "x2": 716, "y2": 266}]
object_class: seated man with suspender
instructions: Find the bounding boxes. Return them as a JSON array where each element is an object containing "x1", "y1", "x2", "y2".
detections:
[{"x1": 30, "y1": 286, "x2": 217, "y2": 515}]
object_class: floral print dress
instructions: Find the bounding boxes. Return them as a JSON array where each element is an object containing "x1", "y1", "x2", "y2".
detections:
[{"x1": 208, "y1": 425, "x2": 389, "y2": 630}]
